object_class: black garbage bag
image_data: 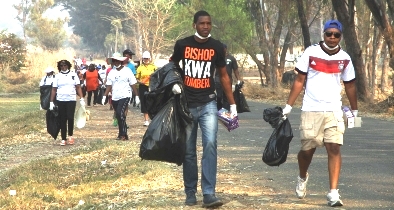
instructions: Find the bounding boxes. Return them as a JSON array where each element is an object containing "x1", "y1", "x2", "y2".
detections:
[
  {"x1": 262, "y1": 118, "x2": 293, "y2": 166},
  {"x1": 40, "y1": 85, "x2": 52, "y2": 110},
  {"x1": 46, "y1": 108, "x2": 60, "y2": 140},
  {"x1": 139, "y1": 96, "x2": 192, "y2": 166},
  {"x1": 262, "y1": 107, "x2": 293, "y2": 166},
  {"x1": 233, "y1": 81, "x2": 250, "y2": 113}
]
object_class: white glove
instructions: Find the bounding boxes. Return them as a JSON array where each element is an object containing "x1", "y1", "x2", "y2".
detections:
[
  {"x1": 352, "y1": 110, "x2": 358, "y2": 117},
  {"x1": 172, "y1": 84, "x2": 182, "y2": 94},
  {"x1": 237, "y1": 80, "x2": 241, "y2": 85},
  {"x1": 79, "y1": 98, "x2": 85, "y2": 107},
  {"x1": 49, "y1": 102, "x2": 55, "y2": 111},
  {"x1": 135, "y1": 96, "x2": 140, "y2": 106},
  {"x1": 230, "y1": 104, "x2": 237, "y2": 118},
  {"x1": 282, "y1": 104, "x2": 292, "y2": 119},
  {"x1": 102, "y1": 96, "x2": 106, "y2": 105}
]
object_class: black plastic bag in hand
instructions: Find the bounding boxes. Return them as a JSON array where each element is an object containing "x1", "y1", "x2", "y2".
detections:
[
  {"x1": 262, "y1": 118, "x2": 293, "y2": 166},
  {"x1": 46, "y1": 108, "x2": 60, "y2": 140},
  {"x1": 233, "y1": 82, "x2": 250, "y2": 113},
  {"x1": 139, "y1": 96, "x2": 191, "y2": 166},
  {"x1": 40, "y1": 85, "x2": 52, "y2": 110}
]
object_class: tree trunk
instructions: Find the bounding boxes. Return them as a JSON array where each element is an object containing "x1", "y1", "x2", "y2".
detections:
[
  {"x1": 381, "y1": 44, "x2": 389, "y2": 93},
  {"x1": 371, "y1": 27, "x2": 383, "y2": 99},
  {"x1": 296, "y1": 0, "x2": 311, "y2": 48},
  {"x1": 332, "y1": 0, "x2": 370, "y2": 101}
]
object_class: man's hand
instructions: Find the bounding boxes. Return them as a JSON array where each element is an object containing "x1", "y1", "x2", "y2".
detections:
[
  {"x1": 282, "y1": 104, "x2": 292, "y2": 119},
  {"x1": 352, "y1": 110, "x2": 358, "y2": 117},
  {"x1": 135, "y1": 96, "x2": 140, "y2": 106},
  {"x1": 172, "y1": 84, "x2": 181, "y2": 94},
  {"x1": 237, "y1": 80, "x2": 241, "y2": 85},
  {"x1": 80, "y1": 98, "x2": 85, "y2": 107},
  {"x1": 102, "y1": 96, "x2": 106, "y2": 105},
  {"x1": 230, "y1": 104, "x2": 237, "y2": 118},
  {"x1": 49, "y1": 102, "x2": 55, "y2": 111}
]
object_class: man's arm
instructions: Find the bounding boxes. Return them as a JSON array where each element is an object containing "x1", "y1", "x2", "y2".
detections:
[
  {"x1": 218, "y1": 65, "x2": 235, "y2": 104},
  {"x1": 344, "y1": 80, "x2": 358, "y2": 110},
  {"x1": 286, "y1": 72, "x2": 307, "y2": 106}
]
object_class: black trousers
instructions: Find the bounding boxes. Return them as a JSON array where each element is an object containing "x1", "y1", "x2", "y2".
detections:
[
  {"x1": 87, "y1": 88, "x2": 98, "y2": 106},
  {"x1": 112, "y1": 97, "x2": 130, "y2": 137},
  {"x1": 138, "y1": 84, "x2": 149, "y2": 113},
  {"x1": 57, "y1": 101, "x2": 76, "y2": 140}
]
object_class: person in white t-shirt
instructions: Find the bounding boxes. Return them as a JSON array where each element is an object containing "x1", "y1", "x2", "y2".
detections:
[
  {"x1": 282, "y1": 20, "x2": 358, "y2": 207},
  {"x1": 102, "y1": 56, "x2": 140, "y2": 140},
  {"x1": 49, "y1": 60, "x2": 85, "y2": 146},
  {"x1": 39, "y1": 66, "x2": 56, "y2": 87}
]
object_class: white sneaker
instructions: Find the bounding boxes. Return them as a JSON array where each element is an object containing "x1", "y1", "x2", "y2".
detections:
[
  {"x1": 143, "y1": 121, "x2": 150, "y2": 126},
  {"x1": 327, "y1": 190, "x2": 343, "y2": 207},
  {"x1": 60, "y1": 140, "x2": 66, "y2": 146},
  {"x1": 295, "y1": 173, "x2": 309, "y2": 199}
]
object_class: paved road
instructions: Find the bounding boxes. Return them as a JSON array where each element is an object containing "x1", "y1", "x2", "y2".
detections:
[{"x1": 217, "y1": 100, "x2": 394, "y2": 209}]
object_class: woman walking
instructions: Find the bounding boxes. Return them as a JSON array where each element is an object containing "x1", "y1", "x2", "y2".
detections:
[
  {"x1": 136, "y1": 51, "x2": 156, "y2": 126},
  {"x1": 84, "y1": 63, "x2": 103, "y2": 106},
  {"x1": 49, "y1": 60, "x2": 85, "y2": 146},
  {"x1": 102, "y1": 55, "x2": 140, "y2": 140}
]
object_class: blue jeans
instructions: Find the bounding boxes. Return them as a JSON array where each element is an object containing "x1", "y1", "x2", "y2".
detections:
[{"x1": 183, "y1": 100, "x2": 218, "y2": 195}]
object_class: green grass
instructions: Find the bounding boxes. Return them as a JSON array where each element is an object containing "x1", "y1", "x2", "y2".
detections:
[
  {"x1": 0, "y1": 93, "x2": 45, "y2": 140},
  {"x1": 0, "y1": 140, "x2": 177, "y2": 209}
]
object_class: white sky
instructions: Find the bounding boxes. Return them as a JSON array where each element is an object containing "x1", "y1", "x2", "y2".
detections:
[{"x1": 0, "y1": 1, "x2": 70, "y2": 36}]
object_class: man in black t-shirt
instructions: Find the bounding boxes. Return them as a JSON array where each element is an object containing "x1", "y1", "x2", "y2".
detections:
[
  {"x1": 215, "y1": 43, "x2": 241, "y2": 110},
  {"x1": 171, "y1": 10, "x2": 237, "y2": 208}
]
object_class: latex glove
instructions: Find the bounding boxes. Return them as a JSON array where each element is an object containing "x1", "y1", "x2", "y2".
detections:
[
  {"x1": 49, "y1": 102, "x2": 55, "y2": 111},
  {"x1": 230, "y1": 104, "x2": 237, "y2": 118},
  {"x1": 172, "y1": 84, "x2": 182, "y2": 94},
  {"x1": 79, "y1": 98, "x2": 85, "y2": 107},
  {"x1": 237, "y1": 80, "x2": 241, "y2": 85},
  {"x1": 102, "y1": 96, "x2": 106, "y2": 105},
  {"x1": 352, "y1": 110, "x2": 358, "y2": 117},
  {"x1": 135, "y1": 96, "x2": 140, "y2": 106},
  {"x1": 282, "y1": 104, "x2": 292, "y2": 119}
]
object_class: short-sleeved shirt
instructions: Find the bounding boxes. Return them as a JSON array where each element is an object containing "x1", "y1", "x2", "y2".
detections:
[
  {"x1": 39, "y1": 75, "x2": 55, "y2": 86},
  {"x1": 215, "y1": 54, "x2": 238, "y2": 84},
  {"x1": 295, "y1": 42, "x2": 356, "y2": 111},
  {"x1": 126, "y1": 62, "x2": 137, "y2": 75},
  {"x1": 171, "y1": 35, "x2": 226, "y2": 107},
  {"x1": 136, "y1": 63, "x2": 156, "y2": 86},
  {"x1": 98, "y1": 69, "x2": 106, "y2": 85},
  {"x1": 106, "y1": 66, "x2": 137, "y2": 101},
  {"x1": 52, "y1": 70, "x2": 79, "y2": 101}
]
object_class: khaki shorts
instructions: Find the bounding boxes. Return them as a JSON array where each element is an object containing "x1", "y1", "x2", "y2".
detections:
[{"x1": 299, "y1": 111, "x2": 345, "y2": 151}]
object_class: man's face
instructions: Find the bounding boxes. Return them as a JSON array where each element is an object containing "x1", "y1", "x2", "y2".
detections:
[
  {"x1": 323, "y1": 28, "x2": 341, "y2": 48},
  {"x1": 194, "y1": 16, "x2": 212, "y2": 37}
]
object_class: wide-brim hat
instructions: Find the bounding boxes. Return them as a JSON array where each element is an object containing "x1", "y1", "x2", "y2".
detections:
[{"x1": 111, "y1": 56, "x2": 128, "y2": 62}]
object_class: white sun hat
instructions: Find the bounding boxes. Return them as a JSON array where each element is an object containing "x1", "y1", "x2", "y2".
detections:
[
  {"x1": 44, "y1": 66, "x2": 55, "y2": 73},
  {"x1": 142, "y1": 51, "x2": 151, "y2": 59},
  {"x1": 111, "y1": 52, "x2": 127, "y2": 61}
]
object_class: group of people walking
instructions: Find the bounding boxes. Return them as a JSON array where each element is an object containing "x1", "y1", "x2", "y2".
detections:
[{"x1": 40, "y1": 10, "x2": 358, "y2": 208}]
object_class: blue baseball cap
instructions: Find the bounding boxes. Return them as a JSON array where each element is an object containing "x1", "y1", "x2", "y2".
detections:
[{"x1": 324, "y1": 20, "x2": 342, "y2": 33}]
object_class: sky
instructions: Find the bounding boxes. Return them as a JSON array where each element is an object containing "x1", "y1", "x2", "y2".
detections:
[{"x1": 0, "y1": 1, "x2": 70, "y2": 37}]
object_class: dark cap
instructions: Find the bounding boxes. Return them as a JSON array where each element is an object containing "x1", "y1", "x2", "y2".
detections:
[
  {"x1": 324, "y1": 20, "x2": 342, "y2": 33},
  {"x1": 123, "y1": 49, "x2": 135, "y2": 56},
  {"x1": 223, "y1": 43, "x2": 227, "y2": 48}
]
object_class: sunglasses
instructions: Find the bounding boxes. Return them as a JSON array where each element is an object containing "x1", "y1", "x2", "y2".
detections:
[{"x1": 324, "y1": 32, "x2": 341, "y2": 38}]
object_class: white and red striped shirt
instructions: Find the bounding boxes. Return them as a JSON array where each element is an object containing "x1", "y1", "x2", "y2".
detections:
[{"x1": 295, "y1": 42, "x2": 356, "y2": 111}]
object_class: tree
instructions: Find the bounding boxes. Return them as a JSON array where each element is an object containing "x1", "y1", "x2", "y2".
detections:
[
  {"x1": 332, "y1": 0, "x2": 370, "y2": 101},
  {"x1": 25, "y1": 0, "x2": 67, "y2": 50},
  {"x1": 0, "y1": 31, "x2": 26, "y2": 72},
  {"x1": 13, "y1": 0, "x2": 32, "y2": 43}
]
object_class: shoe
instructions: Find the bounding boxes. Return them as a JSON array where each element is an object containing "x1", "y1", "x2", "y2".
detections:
[
  {"x1": 60, "y1": 140, "x2": 66, "y2": 146},
  {"x1": 68, "y1": 136, "x2": 74, "y2": 145},
  {"x1": 202, "y1": 194, "x2": 223, "y2": 208},
  {"x1": 113, "y1": 118, "x2": 118, "y2": 126},
  {"x1": 143, "y1": 121, "x2": 150, "y2": 126},
  {"x1": 295, "y1": 173, "x2": 309, "y2": 199},
  {"x1": 116, "y1": 135, "x2": 128, "y2": 141},
  {"x1": 185, "y1": 192, "x2": 197, "y2": 206},
  {"x1": 327, "y1": 190, "x2": 343, "y2": 207}
]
